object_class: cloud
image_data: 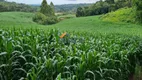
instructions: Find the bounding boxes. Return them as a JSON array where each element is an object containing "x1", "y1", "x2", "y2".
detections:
[
  {"x1": 67, "y1": 0, "x2": 77, "y2": 1},
  {"x1": 7, "y1": 0, "x2": 99, "y2": 5}
]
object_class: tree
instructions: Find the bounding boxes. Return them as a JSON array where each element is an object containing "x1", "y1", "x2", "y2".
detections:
[
  {"x1": 33, "y1": 0, "x2": 57, "y2": 25},
  {"x1": 133, "y1": 0, "x2": 142, "y2": 23},
  {"x1": 76, "y1": 7, "x2": 85, "y2": 17},
  {"x1": 126, "y1": 0, "x2": 132, "y2": 7},
  {"x1": 0, "y1": 0, "x2": 5, "y2": 2},
  {"x1": 40, "y1": 0, "x2": 51, "y2": 16},
  {"x1": 50, "y1": 2, "x2": 54, "y2": 10},
  {"x1": 0, "y1": 1, "x2": 36, "y2": 12},
  {"x1": 50, "y1": 2, "x2": 55, "y2": 16}
]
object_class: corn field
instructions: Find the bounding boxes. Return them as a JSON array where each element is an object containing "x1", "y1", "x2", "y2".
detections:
[{"x1": 0, "y1": 29, "x2": 142, "y2": 80}]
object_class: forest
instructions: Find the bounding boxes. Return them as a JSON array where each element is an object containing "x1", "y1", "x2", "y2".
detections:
[{"x1": 0, "y1": 0, "x2": 36, "y2": 12}]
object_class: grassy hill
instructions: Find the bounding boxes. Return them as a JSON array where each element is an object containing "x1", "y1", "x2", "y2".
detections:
[
  {"x1": 0, "y1": 12, "x2": 142, "y2": 37},
  {"x1": 101, "y1": 7, "x2": 136, "y2": 23},
  {"x1": 0, "y1": 12, "x2": 33, "y2": 23}
]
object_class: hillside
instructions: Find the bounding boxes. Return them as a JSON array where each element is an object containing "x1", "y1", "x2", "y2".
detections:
[
  {"x1": 0, "y1": 12, "x2": 43, "y2": 29},
  {"x1": 0, "y1": 12, "x2": 142, "y2": 37},
  {"x1": 101, "y1": 7, "x2": 136, "y2": 23},
  {"x1": 0, "y1": 12, "x2": 33, "y2": 23}
]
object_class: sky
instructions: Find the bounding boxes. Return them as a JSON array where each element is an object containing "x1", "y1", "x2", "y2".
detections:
[{"x1": 7, "y1": 0, "x2": 99, "y2": 5}]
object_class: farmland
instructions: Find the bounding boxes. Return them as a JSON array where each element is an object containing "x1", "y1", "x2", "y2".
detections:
[{"x1": 0, "y1": 11, "x2": 142, "y2": 80}]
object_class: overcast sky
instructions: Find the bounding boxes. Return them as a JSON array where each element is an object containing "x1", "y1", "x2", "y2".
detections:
[{"x1": 7, "y1": 0, "x2": 99, "y2": 5}]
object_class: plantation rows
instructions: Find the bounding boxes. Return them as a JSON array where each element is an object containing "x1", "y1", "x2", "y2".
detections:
[{"x1": 0, "y1": 29, "x2": 142, "y2": 80}]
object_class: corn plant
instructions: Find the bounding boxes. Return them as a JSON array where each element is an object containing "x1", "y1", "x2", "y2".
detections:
[{"x1": 0, "y1": 29, "x2": 142, "y2": 80}]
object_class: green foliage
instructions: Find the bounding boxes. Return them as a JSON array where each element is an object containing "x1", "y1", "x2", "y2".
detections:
[
  {"x1": 46, "y1": 16, "x2": 58, "y2": 24},
  {"x1": 101, "y1": 7, "x2": 136, "y2": 23},
  {"x1": 102, "y1": 0, "x2": 142, "y2": 24},
  {"x1": 0, "y1": 29, "x2": 142, "y2": 80},
  {"x1": 101, "y1": 1, "x2": 142, "y2": 24},
  {"x1": 33, "y1": 12, "x2": 47, "y2": 25},
  {"x1": 0, "y1": 1, "x2": 37, "y2": 12},
  {"x1": 50, "y1": 2, "x2": 55, "y2": 15},
  {"x1": 33, "y1": 12, "x2": 58, "y2": 25},
  {"x1": 105, "y1": 0, "x2": 115, "y2": 4},
  {"x1": 40, "y1": 0, "x2": 55, "y2": 16},
  {"x1": 0, "y1": 0, "x2": 4, "y2": 2},
  {"x1": 76, "y1": 7, "x2": 85, "y2": 17},
  {"x1": 76, "y1": 1, "x2": 111, "y2": 17},
  {"x1": 76, "y1": 0, "x2": 133, "y2": 17}
]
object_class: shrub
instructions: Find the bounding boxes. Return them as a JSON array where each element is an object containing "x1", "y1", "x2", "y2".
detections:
[
  {"x1": 33, "y1": 12, "x2": 58, "y2": 25},
  {"x1": 32, "y1": 12, "x2": 47, "y2": 25},
  {"x1": 46, "y1": 16, "x2": 58, "y2": 24}
]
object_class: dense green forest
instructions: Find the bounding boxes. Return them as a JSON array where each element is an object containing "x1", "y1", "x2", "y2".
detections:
[
  {"x1": 0, "y1": 0, "x2": 37, "y2": 12},
  {"x1": 76, "y1": 0, "x2": 142, "y2": 23}
]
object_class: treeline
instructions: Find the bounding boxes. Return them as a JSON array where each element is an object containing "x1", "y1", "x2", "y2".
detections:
[
  {"x1": 0, "y1": 1, "x2": 37, "y2": 12},
  {"x1": 76, "y1": 0, "x2": 132, "y2": 17}
]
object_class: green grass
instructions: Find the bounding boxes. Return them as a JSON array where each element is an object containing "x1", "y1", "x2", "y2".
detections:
[
  {"x1": 57, "y1": 14, "x2": 76, "y2": 21},
  {"x1": 0, "y1": 12, "x2": 44, "y2": 29},
  {"x1": 57, "y1": 14, "x2": 76, "y2": 18},
  {"x1": 0, "y1": 12, "x2": 142, "y2": 37},
  {"x1": 0, "y1": 12, "x2": 34, "y2": 23}
]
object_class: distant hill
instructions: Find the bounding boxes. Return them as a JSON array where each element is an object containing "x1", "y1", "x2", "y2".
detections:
[
  {"x1": 55, "y1": 4, "x2": 92, "y2": 13},
  {"x1": 30, "y1": 4, "x2": 40, "y2": 6},
  {"x1": 0, "y1": 1, "x2": 37, "y2": 12},
  {"x1": 30, "y1": 3, "x2": 92, "y2": 13}
]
